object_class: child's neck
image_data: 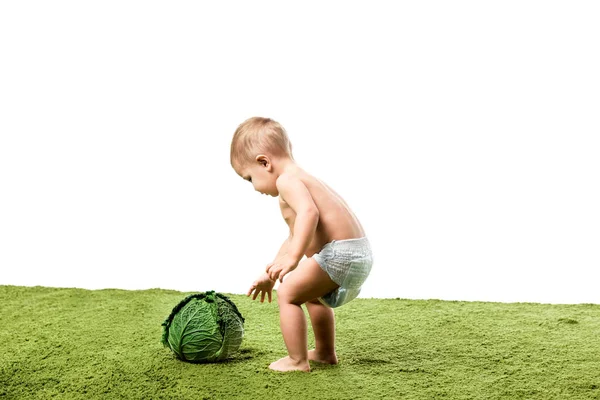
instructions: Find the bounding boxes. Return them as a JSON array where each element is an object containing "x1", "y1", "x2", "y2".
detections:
[{"x1": 273, "y1": 157, "x2": 298, "y2": 177}]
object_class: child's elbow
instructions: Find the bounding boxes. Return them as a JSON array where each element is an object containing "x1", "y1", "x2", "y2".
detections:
[{"x1": 304, "y1": 207, "x2": 319, "y2": 222}]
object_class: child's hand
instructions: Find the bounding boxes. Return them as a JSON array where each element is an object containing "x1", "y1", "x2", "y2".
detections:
[
  {"x1": 247, "y1": 273, "x2": 276, "y2": 303},
  {"x1": 266, "y1": 254, "x2": 299, "y2": 282}
]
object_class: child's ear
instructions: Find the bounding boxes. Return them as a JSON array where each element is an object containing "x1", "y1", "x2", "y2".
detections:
[{"x1": 256, "y1": 155, "x2": 272, "y2": 170}]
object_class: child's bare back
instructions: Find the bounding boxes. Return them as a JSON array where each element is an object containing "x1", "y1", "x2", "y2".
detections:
[{"x1": 277, "y1": 166, "x2": 365, "y2": 258}]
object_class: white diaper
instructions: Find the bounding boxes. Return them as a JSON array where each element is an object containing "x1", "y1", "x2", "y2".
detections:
[{"x1": 312, "y1": 237, "x2": 373, "y2": 308}]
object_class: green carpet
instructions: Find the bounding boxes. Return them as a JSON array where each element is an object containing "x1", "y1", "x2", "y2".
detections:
[{"x1": 1, "y1": 285, "x2": 599, "y2": 399}]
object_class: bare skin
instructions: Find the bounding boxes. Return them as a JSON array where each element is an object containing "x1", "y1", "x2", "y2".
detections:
[{"x1": 238, "y1": 154, "x2": 365, "y2": 372}]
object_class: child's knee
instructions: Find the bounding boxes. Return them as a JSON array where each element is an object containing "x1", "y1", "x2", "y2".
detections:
[{"x1": 276, "y1": 282, "x2": 302, "y2": 306}]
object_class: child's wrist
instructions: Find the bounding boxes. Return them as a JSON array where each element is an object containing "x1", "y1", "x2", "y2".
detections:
[
  {"x1": 263, "y1": 272, "x2": 276, "y2": 282},
  {"x1": 289, "y1": 253, "x2": 303, "y2": 265}
]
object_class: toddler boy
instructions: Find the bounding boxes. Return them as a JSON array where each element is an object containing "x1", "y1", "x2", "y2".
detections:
[{"x1": 230, "y1": 117, "x2": 373, "y2": 372}]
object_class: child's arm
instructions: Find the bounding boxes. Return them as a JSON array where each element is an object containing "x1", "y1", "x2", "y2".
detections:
[
  {"x1": 271, "y1": 236, "x2": 291, "y2": 264},
  {"x1": 267, "y1": 174, "x2": 319, "y2": 281}
]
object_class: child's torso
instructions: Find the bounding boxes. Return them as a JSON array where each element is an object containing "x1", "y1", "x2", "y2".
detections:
[{"x1": 279, "y1": 169, "x2": 365, "y2": 257}]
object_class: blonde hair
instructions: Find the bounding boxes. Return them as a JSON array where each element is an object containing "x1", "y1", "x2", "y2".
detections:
[{"x1": 230, "y1": 117, "x2": 293, "y2": 169}]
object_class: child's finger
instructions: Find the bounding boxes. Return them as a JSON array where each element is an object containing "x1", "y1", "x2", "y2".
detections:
[
  {"x1": 246, "y1": 284, "x2": 255, "y2": 297},
  {"x1": 252, "y1": 288, "x2": 260, "y2": 300},
  {"x1": 269, "y1": 268, "x2": 278, "y2": 281},
  {"x1": 279, "y1": 268, "x2": 289, "y2": 282},
  {"x1": 269, "y1": 264, "x2": 279, "y2": 278},
  {"x1": 268, "y1": 290, "x2": 272, "y2": 303},
  {"x1": 260, "y1": 291, "x2": 266, "y2": 303}
]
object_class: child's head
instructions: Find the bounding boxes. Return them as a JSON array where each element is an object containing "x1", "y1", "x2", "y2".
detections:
[
  {"x1": 230, "y1": 117, "x2": 293, "y2": 172},
  {"x1": 230, "y1": 117, "x2": 294, "y2": 197}
]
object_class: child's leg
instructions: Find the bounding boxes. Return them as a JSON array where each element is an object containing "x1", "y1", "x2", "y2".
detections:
[
  {"x1": 271, "y1": 257, "x2": 339, "y2": 372},
  {"x1": 306, "y1": 299, "x2": 338, "y2": 364}
]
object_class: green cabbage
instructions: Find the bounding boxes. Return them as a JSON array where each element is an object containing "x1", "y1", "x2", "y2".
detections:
[{"x1": 161, "y1": 291, "x2": 245, "y2": 363}]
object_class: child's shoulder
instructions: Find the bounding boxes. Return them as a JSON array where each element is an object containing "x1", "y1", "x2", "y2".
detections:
[
  {"x1": 276, "y1": 170, "x2": 322, "y2": 202},
  {"x1": 276, "y1": 170, "x2": 314, "y2": 190}
]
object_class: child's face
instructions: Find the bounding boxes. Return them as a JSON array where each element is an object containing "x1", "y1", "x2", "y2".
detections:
[{"x1": 237, "y1": 157, "x2": 279, "y2": 197}]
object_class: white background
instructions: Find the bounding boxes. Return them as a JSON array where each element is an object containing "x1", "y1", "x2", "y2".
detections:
[{"x1": 1, "y1": 1, "x2": 599, "y2": 304}]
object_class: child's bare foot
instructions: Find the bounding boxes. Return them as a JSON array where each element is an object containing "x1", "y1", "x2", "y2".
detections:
[
  {"x1": 308, "y1": 349, "x2": 338, "y2": 365},
  {"x1": 269, "y1": 356, "x2": 310, "y2": 372}
]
